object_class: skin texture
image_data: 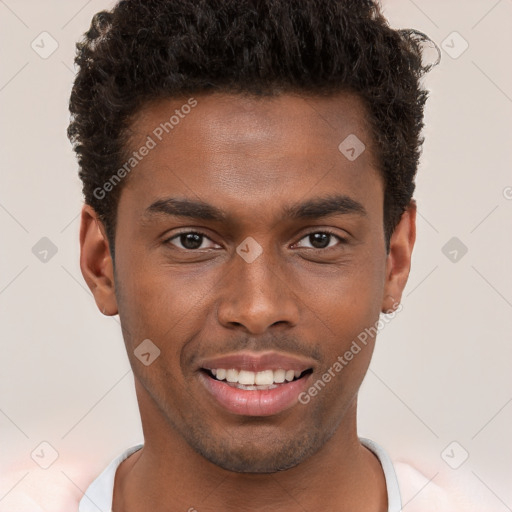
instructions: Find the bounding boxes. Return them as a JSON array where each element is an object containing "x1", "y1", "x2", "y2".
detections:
[{"x1": 79, "y1": 92, "x2": 416, "y2": 511}]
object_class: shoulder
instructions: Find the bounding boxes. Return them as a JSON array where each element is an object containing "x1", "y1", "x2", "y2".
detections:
[
  {"x1": 393, "y1": 460, "x2": 503, "y2": 512},
  {"x1": 0, "y1": 464, "x2": 96, "y2": 512}
]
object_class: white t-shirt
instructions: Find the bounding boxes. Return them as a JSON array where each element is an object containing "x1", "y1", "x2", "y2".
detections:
[{"x1": 78, "y1": 437, "x2": 402, "y2": 512}]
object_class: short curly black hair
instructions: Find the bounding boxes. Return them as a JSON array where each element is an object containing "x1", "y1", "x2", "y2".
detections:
[{"x1": 68, "y1": 0, "x2": 438, "y2": 255}]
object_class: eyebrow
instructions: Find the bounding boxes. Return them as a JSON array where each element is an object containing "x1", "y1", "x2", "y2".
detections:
[{"x1": 142, "y1": 194, "x2": 366, "y2": 223}]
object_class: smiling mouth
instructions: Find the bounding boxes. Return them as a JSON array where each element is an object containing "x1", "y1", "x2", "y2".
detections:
[{"x1": 201, "y1": 368, "x2": 313, "y2": 391}]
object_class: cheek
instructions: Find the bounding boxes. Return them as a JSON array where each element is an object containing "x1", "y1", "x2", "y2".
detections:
[
  {"x1": 303, "y1": 251, "x2": 386, "y2": 331},
  {"x1": 302, "y1": 249, "x2": 386, "y2": 382},
  {"x1": 115, "y1": 254, "x2": 217, "y2": 351},
  {"x1": 302, "y1": 267, "x2": 383, "y2": 420}
]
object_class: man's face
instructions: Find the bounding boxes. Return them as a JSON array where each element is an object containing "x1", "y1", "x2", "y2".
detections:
[{"x1": 95, "y1": 92, "x2": 400, "y2": 473}]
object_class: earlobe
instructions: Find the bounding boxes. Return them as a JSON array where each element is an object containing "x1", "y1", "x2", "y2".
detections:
[
  {"x1": 381, "y1": 200, "x2": 416, "y2": 314},
  {"x1": 382, "y1": 295, "x2": 400, "y2": 315},
  {"x1": 79, "y1": 204, "x2": 118, "y2": 316}
]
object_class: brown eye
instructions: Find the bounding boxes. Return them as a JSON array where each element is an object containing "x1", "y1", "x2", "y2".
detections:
[
  {"x1": 295, "y1": 231, "x2": 345, "y2": 250},
  {"x1": 166, "y1": 231, "x2": 219, "y2": 250}
]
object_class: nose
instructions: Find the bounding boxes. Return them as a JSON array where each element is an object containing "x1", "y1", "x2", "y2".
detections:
[{"x1": 217, "y1": 248, "x2": 300, "y2": 335}]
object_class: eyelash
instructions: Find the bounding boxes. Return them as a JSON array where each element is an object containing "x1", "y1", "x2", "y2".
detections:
[{"x1": 164, "y1": 229, "x2": 347, "y2": 250}]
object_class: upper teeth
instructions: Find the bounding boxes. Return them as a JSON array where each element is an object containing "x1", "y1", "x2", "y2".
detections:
[{"x1": 210, "y1": 369, "x2": 301, "y2": 385}]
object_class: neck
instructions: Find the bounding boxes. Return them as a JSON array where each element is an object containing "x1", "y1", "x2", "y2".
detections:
[{"x1": 113, "y1": 388, "x2": 387, "y2": 512}]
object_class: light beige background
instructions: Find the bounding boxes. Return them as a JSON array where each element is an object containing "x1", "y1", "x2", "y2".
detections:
[{"x1": 1, "y1": 0, "x2": 511, "y2": 509}]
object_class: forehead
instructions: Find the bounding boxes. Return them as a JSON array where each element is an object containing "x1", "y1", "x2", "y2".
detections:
[
  {"x1": 120, "y1": 92, "x2": 382, "y2": 223},
  {"x1": 130, "y1": 91, "x2": 374, "y2": 158}
]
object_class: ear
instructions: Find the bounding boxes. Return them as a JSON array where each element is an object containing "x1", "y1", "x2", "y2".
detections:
[
  {"x1": 79, "y1": 204, "x2": 118, "y2": 316},
  {"x1": 381, "y1": 200, "x2": 417, "y2": 314}
]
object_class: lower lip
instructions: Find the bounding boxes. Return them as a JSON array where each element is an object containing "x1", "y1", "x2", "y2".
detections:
[{"x1": 199, "y1": 372, "x2": 311, "y2": 417}]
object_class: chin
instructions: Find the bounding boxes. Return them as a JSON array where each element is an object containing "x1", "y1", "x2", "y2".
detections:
[{"x1": 192, "y1": 430, "x2": 324, "y2": 474}]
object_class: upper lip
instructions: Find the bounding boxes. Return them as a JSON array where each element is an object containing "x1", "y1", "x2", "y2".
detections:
[{"x1": 197, "y1": 351, "x2": 315, "y2": 373}]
